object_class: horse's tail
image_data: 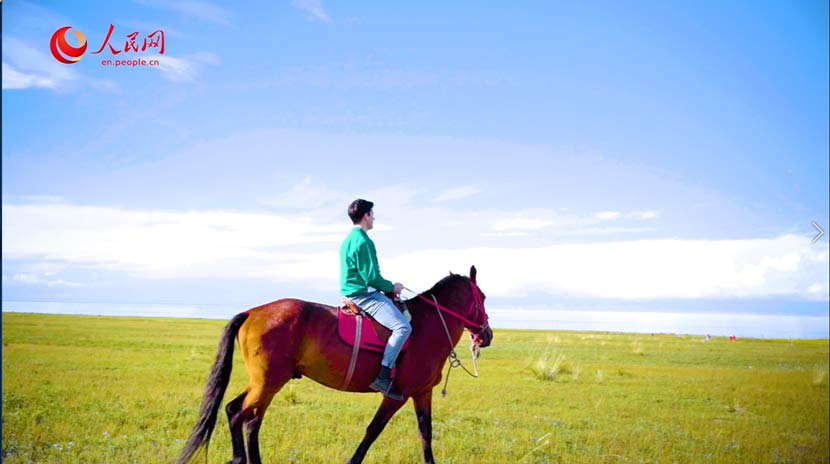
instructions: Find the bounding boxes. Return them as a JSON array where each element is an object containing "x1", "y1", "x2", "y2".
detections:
[{"x1": 175, "y1": 312, "x2": 249, "y2": 464}]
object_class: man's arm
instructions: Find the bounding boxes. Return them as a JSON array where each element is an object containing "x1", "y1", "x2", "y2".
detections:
[{"x1": 356, "y1": 241, "x2": 394, "y2": 293}]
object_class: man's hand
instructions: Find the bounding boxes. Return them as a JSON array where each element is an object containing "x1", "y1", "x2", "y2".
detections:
[{"x1": 393, "y1": 282, "x2": 404, "y2": 297}]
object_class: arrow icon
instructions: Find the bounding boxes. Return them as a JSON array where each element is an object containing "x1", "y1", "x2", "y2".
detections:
[{"x1": 812, "y1": 221, "x2": 824, "y2": 244}]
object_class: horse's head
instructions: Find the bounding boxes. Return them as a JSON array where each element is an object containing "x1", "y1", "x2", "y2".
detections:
[
  {"x1": 466, "y1": 265, "x2": 493, "y2": 348},
  {"x1": 428, "y1": 265, "x2": 493, "y2": 348}
]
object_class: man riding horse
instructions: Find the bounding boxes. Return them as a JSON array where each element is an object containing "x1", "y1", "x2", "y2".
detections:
[
  {"x1": 340, "y1": 198, "x2": 410, "y2": 400},
  {"x1": 175, "y1": 200, "x2": 493, "y2": 464}
]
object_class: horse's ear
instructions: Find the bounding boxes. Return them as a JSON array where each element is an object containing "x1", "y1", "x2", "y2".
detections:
[
  {"x1": 470, "y1": 265, "x2": 477, "y2": 283},
  {"x1": 448, "y1": 270, "x2": 454, "y2": 276}
]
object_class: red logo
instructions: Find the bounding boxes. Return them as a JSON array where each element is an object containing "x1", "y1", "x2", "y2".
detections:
[
  {"x1": 49, "y1": 26, "x2": 88, "y2": 64},
  {"x1": 92, "y1": 24, "x2": 165, "y2": 56},
  {"x1": 49, "y1": 24, "x2": 165, "y2": 66}
]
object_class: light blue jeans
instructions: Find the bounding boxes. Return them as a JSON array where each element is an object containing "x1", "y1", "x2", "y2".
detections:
[{"x1": 349, "y1": 292, "x2": 412, "y2": 368}]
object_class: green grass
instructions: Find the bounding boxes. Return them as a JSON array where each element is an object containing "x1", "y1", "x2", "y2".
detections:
[{"x1": 2, "y1": 312, "x2": 828, "y2": 463}]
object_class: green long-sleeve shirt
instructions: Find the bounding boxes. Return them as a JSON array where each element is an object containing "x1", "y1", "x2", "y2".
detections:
[{"x1": 340, "y1": 227, "x2": 394, "y2": 297}]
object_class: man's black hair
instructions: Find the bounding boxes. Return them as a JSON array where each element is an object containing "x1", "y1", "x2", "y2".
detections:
[{"x1": 348, "y1": 199, "x2": 374, "y2": 224}]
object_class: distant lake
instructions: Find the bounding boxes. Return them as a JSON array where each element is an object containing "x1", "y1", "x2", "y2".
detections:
[
  {"x1": 488, "y1": 307, "x2": 829, "y2": 339},
  {"x1": 2, "y1": 300, "x2": 828, "y2": 340}
]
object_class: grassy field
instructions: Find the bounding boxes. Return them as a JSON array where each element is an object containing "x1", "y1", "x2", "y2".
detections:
[{"x1": 2, "y1": 312, "x2": 828, "y2": 463}]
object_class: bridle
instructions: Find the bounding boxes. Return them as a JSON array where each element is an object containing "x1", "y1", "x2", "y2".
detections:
[
  {"x1": 404, "y1": 279, "x2": 490, "y2": 396},
  {"x1": 412, "y1": 279, "x2": 489, "y2": 339}
]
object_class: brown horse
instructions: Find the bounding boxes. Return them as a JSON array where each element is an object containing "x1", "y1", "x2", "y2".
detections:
[{"x1": 175, "y1": 265, "x2": 493, "y2": 464}]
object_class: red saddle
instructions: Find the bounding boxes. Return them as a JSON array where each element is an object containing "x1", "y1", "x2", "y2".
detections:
[{"x1": 337, "y1": 307, "x2": 411, "y2": 354}]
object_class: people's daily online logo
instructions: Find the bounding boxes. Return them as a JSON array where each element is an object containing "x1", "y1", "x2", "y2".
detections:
[
  {"x1": 49, "y1": 24, "x2": 165, "y2": 67},
  {"x1": 49, "y1": 26, "x2": 88, "y2": 64}
]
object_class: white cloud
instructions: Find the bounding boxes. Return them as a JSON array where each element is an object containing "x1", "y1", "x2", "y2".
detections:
[
  {"x1": 19, "y1": 261, "x2": 71, "y2": 276},
  {"x1": 632, "y1": 210, "x2": 660, "y2": 220},
  {"x1": 595, "y1": 211, "x2": 621, "y2": 220},
  {"x1": 492, "y1": 218, "x2": 555, "y2": 232},
  {"x1": 480, "y1": 231, "x2": 529, "y2": 237},
  {"x1": 7, "y1": 273, "x2": 87, "y2": 288},
  {"x1": 4, "y1": 261, "x2": 87, "y2": 288},
  {"x1": 2, "y1": 203, "x2": 344, "y2": 281},
  {"x1": 4, "y1": 201, "x2": 826, "y2": 302},
  {"x1": 2, "y1": 61, "x2": 57, "y2": 89},
  {"x1": 2, "y1": 38, "x2": 77, "y2": 90},
  {"x1": 190, "y1": 51, "x2": 221, "y2": 66},
  {"x1": 575, "y1": 226, "x2": 657, "y2": 236},
  {"x1": 155, "y1": 52, "x2": 220, "y2": 83},
  {"x1": 487, "y1": 209, "x2": 599, "y2": 234},
  {"x1": 807, "y1": 283, "x2": 826, "y2": 295},
  {"x1": 432, "y1": 186, "x2": 481, "y2": 203},
  {"x1": 384, "y1": 235, "x2": 830, "y2": 301},
  {"x1": 487, "y1": 209, "x2": 661, "y2": 236},
  {"x1": 2, "y1": 38, "x2": 118, "y2": 92},
  {"x1": 262, "y1": 176, "x2": 347, "y2": 210},
  {"x1": 292, "y1": 0, "x2": 332, "y2": 23}
]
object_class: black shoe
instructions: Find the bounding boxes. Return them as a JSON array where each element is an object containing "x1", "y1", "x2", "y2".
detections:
[{"x1": 370, "y1": 365, "x2": 404, "y2": 401}]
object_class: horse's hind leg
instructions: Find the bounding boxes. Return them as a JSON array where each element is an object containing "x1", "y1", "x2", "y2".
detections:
[
  {"x1": 225, "y1": 391, "x2": 249, "y2": 464},
  {"x1": 225, "y1": 375, "x2": 289, "y2": 464},
  {"x1": 226, "y1": 384, "x2": 283, "y2": 464},
  {"x1": 241, "y1": 385, "x2": 280, "y2": 464}
]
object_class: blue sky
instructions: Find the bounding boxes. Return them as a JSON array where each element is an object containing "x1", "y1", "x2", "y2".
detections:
[{"x1": 2, "y1": 1, "x2": 829, "y2": 337}]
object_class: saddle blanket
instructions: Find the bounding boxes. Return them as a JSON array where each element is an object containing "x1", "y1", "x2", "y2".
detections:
[{"x1": 337, "y1": 309, "x2": 411, "y2": 354}]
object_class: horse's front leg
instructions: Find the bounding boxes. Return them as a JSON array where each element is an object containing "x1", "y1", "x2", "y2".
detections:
[
  {"x1": 413, "y1": 390, "x2": 435, "y2": 463},
  {"x1": 346, "y1": 396, "x2": 406, "y2": 464}
]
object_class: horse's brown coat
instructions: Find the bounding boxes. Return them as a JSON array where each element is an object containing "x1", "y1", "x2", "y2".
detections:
[{"x1": 176, "y1": 266, "x2": 493, "y2": 464}]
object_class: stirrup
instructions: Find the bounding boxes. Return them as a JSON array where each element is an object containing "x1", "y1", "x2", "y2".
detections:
[{"x1": 370, "y1": 380, "x2": 404, "y2": 401}]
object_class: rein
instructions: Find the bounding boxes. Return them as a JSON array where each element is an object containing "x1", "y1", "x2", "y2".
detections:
[
  {"x1": 403, "y1": 283, "x2": 488, "y2": 397},
  {"x1": 405, "y1": 282, "x2": 489, "y2": 335},
  {"x1": 431, "y1": 294, "x2": 478, "y2": 397},
  {"x1": 415, "y1": 294, "x2": 485, "y2": 330}
]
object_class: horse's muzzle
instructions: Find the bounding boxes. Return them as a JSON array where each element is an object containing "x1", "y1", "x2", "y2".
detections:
[{"x1": 476, "y1": 326, "x2": 493, "y2": 348}]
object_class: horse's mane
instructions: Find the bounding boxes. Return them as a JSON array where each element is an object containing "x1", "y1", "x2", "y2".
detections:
[{"x1": 406, "y1": 273, "x2": 467, "y2": 303}]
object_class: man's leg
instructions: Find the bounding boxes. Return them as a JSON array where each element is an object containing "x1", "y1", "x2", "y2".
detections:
[
  {"x1": 352, "y1": 292, "x2": 412, "y2": 366},
  {"x1": 351, "y1": 292, "x2": 412, "y2": 399},
  {"x1": 368, "y1": 294, "x2": 411, "y2": 366}
]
